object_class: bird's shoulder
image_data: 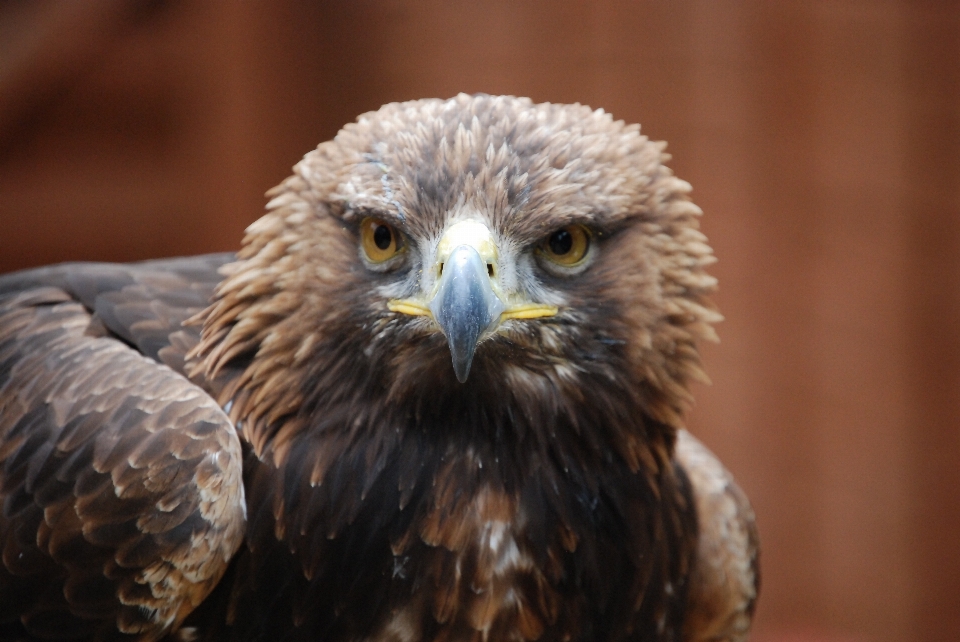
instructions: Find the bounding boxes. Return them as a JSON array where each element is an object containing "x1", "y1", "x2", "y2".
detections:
[
  {"x1": 0, "y1": 255, "x2": 245, "y2": 640},
  {"x1": 674, "y1": 429, "x2": 760, "y2": 642},
  {"x1": 0, "y1": 253, "x2": 233, "y2": 374}
]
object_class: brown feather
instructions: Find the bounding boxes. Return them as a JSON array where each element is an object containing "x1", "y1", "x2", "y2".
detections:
[
  {"x1": 0, "y1": 273, "x2": 244, "y2": 641},
  {"x1": 1, "y1": 95, "x2": 757, "y2": 642},
  {"x1": 675, "y1": 430, "x2": 760, "y2": 642}
]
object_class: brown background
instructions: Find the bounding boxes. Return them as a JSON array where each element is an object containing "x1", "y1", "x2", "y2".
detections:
[{"x1": 1, "y1": 2, "x2": 958, "y2": 641}]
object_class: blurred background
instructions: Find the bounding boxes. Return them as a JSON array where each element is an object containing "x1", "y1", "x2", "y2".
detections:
[{"x1": 1, "y1": 2, "x2": 958, "y2": 640}]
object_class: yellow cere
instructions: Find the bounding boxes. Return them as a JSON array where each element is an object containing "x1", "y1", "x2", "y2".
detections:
[
  {"x1": 500, "y1": 303, "x2": 559, "y2": 320},
  {"x1": 387, "y1": 300, "x2": 431, "y2": 316},
  {"x1": 389, "y1": 299, "x2": 557, "y2": 321},
  {"x1": 435, "y1": 219, "x2": 498, "y2": 265}
]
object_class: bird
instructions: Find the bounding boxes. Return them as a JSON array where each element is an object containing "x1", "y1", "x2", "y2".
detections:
[{"x1": 0, "y1": 94, "x2": 758, "y2": 642}]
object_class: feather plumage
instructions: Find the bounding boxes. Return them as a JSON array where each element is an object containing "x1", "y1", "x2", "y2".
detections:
[
  {"x1": 0, "y1": 259, "x2": 245, "y2": 641},
  {"x1": 0, "y1": 95, "x2": 757, "y2": 641}
]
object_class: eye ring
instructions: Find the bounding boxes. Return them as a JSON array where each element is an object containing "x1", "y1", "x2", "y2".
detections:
[
  {"x1": 360, "y1": 218, "x2": 403, "y2": 263},
  {"x1": 539, "y1": 224, "x2": 590, "y2": 267}
]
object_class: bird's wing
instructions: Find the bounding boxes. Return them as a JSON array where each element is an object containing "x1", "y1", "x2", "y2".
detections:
[
  {"x1": 0, "y1": 257, "x2": 245, "y2": 641},
  {"x1": 674, "y1": 429, "x2": 760, "y2": 642},
  {"x1": 0, "y1": 254, "x2": 233, "y2": 375}
]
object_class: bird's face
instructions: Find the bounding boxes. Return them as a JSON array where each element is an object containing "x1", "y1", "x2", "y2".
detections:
[
  {"x1": 359, "y1": 212, "x2": 591, "y2": 382},
  {"x1": 200, "y1": 95, "x2": 719, "y2": 449},
  {"x1": 386, "y1": 217, "x2": 564, "y2": 381}
]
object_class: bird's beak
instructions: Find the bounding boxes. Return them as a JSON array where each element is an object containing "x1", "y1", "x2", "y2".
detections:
[
  {"x1": 388, "y1": 220, "x2": 557, "y2": 382},
  {"x1": 429, "y1": 243, "x2": 503, "y2": 382}
]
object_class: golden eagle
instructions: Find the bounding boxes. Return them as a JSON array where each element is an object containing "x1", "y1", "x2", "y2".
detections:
[{"x1": 0, "y1": 95, "x2": 758, "y2": 642}]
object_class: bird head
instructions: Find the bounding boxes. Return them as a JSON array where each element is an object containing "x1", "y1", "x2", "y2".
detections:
[{"x1": 194, "y1": 94, "x2": 720, "y2": 456}]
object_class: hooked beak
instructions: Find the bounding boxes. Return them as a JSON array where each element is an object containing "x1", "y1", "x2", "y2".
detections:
[
  {"x1": 428, "y1": 244, "x2": 504, "y2": 382},
  {"x1": 388, "y1": 220, "x2": 557, "y2": 382}
]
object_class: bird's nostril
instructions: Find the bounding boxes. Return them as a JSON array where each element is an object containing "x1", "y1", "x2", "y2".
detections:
[
  {"x1": 439, "y1": 263, "x2": 444, "y2": 277},
  {"x1": 487, "y1": 263, "x2": 494, "y2": 277}
]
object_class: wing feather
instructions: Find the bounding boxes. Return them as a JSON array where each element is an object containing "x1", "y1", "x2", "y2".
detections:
[
  {"x1": 0, "y1": 276, "x2": 245, "y2": 641},
  {"x1": 674, "y1": 430, "x2": 760, "y2": 642},
  {"x1": 0, "y1": 254, "x2": 232, "y2": 372}
]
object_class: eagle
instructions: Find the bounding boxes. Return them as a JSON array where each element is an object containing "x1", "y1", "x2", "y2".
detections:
[{"x1": 0, "y1": 94, "x2": 758, "y2": 642}]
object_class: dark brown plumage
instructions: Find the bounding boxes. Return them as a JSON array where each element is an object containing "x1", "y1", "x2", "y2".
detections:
[{"x1": 0, "y1": 94, "x2": 758, "y2": 642}]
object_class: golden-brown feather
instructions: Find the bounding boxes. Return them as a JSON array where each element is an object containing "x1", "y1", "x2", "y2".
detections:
[
  {"x1": 1, "y1": 95, "x2": 757, "y2": 642},
  {"x1": 675, "y1": 430, "x2": 760, "y2": 642},
  {"x1": 0, "y1": 276, "x2": 245, "y2": 640}
]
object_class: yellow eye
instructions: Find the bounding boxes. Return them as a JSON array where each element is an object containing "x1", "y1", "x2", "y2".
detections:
[
  {"x1": 540, "y1": 225, "x2": 590, "y2": 266},
  {"x1": 361, "y1": 218, "x2": 402, "y2": 262}
]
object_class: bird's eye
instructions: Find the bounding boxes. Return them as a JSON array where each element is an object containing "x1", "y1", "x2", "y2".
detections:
[
  {"x1": 360, "y1": 218, "x2": 402, "y2": 262},
  {"x1": 540, "y1": 225, "x2": 590, "y2": 266}
]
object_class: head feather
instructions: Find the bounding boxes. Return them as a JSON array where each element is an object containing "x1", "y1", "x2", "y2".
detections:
[{"x1": 189, "y1": 94, "x2": 720, "y2": 456}]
